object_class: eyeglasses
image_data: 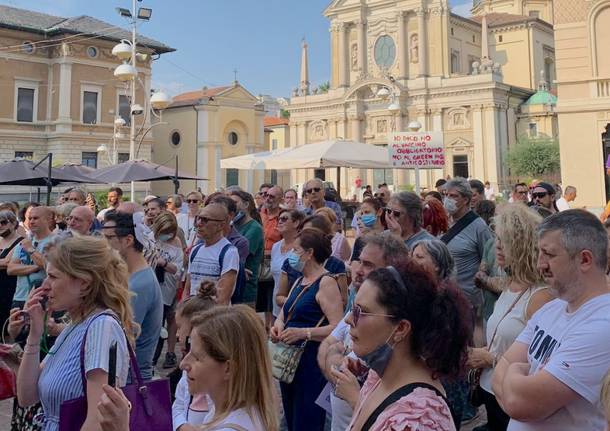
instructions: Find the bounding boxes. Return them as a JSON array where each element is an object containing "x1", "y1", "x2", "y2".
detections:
[
  {"x1": 187, "y1": 199, "x2": 201, "y2": 204},
  {"x1": 0, "y1": 220, "x2": 9, "y2": 226},
  {"x1": 351, "y1": 304, "x2": 396, "y2": 327},
  {"x1": 384, "y1": 207, "x2": 402, "y2": 217},
  {"x1": 196, "y1": 216, "x2": 225, "y2": 224},
  {"x1": 264, "y1": 193, "x2": 279, "y2": 199},
  {"x1": 532, "y1": 192, "x2": 548, "y2": 199},
  {"x1": 305, "y1": 187, "x2": 321, "y2": 194},
  {"x1": 278, "y1": 215, "x2": 291, "y2": 222}
]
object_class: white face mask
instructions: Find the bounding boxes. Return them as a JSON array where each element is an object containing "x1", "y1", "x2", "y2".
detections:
[{"x1": 443, "y1": 197, "x2": 458, "y2": 215}]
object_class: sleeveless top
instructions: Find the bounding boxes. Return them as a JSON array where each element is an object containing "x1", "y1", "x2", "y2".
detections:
[
  {"x1": 282, "y1": 274, "x2": 328, "y2": 334},
  {"x1": 480, "y1": 286, "x2": 546, "y2": 393}
]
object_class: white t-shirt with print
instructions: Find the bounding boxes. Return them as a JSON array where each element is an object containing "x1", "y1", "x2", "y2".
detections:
[
  {"x1": 188, "y1": 238, "x2": 239, "y2": 296},
  {"x1": 508, "y1": 294, "x2": 610, "y2": 431}
]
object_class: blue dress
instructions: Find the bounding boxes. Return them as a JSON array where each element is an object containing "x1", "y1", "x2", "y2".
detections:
[{"x1": 279, "y1": 274, "x2": 329, "y2": 431}]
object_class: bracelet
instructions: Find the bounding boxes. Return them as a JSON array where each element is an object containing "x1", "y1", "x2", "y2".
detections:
[
  {"x1": 23, "y1": 347, "x2": 39, "y2": 355},
  {"x1": 306, "y1": 328, "x2": 312, "y2": 341}
]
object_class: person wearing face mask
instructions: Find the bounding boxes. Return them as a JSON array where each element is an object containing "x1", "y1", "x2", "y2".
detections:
[
  {"x1": 0, "y1": 210, "x2": 23, "y2": 332},
  {"x1": 229, "y1": 190, "x2": 264, "y2": 306},
  {"x1": 336, "y1": 262, "x2": 470, "y2": 431},
  {"x1": 351, "y1": 198, "x2": 386, "y2": 262},
  {"x1": 270, "y1": 228, "x2": 344, "y2": 431},
  {"x1": 151, "y1": 211, "x2": 184, "y2": 370}
]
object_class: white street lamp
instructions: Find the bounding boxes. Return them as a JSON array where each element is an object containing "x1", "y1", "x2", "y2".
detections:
[
  {"x1": 114, "y1": 63, "x2": 138, "y2": 81},
  {"x1": 150, "y1": 91, "x2": 172, "y2": 110},
  {"x1": 388, "y1": 100, "x2": 401, "y2": 115},
  {"x1": 407, "y1": 121, "x2": 422, "y2": 132},
  {"x1": 111, "y1": 40, "x2": 133, "y2": 60},
  {"x1": 376, "y1": 86, "x2": 391, "y2": 99}
]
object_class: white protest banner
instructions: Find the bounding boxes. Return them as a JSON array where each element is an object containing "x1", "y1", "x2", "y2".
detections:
[{"x1": 388, "y1": 131, "x2": 445, "y2": 169}]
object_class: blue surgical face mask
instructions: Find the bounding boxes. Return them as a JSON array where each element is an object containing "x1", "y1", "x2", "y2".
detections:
[
  {"x1": 233, "y1": 211, "x2": 245, "y2": 225},
  {"x1": 159, "y1": 233, "x2": 172, "y2": 242},
  {"x1": 359, "y1": 327, "x2": 397, "y2": 377},
  {"x1": 287, "y1": 251, "x2": 305, "y2": 272},
  {"x1": 360, "y1": 214, "x2": 377, "y2": 227},
  {"x1": 443, "y1": 197, "x2": 458, "y2": 215}
]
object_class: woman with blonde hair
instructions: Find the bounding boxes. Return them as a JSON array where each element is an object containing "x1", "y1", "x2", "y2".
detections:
[
  {"x1": 315, "y1": 207, "x2": 351, "y2": 262},
  {"x1": 11, "y1": 236, "x2": 134, "y2": 431},
  {"x1": 98, "y1": 305, "x2": 279, "y2": 431},
  {"x1": 467, "y1": 203, "x2": 553, "y2": 431}
]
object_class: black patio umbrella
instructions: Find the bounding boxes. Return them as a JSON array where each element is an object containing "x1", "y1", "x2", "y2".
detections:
[{"x1": 55, "y1": 162, "x2": 101, "y2": 183}]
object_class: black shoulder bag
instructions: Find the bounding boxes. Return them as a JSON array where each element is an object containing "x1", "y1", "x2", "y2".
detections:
[{"x1": 441, "y1": 210, "x2": 479, "y2": 245}]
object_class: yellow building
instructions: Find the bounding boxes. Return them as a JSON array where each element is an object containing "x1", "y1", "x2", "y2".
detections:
[
  {"x1": 0, "y1": 5, "x2": 173, "y2": 199},
  {"x1": 553, "y1": 0, "x2": 610, "y2": 208},
  {"x1": 287, "y1": 0, "x2": 557, "y2": 197},
  {"x1": 151, "y1": 83, "x2": 266, "y2": 196}
]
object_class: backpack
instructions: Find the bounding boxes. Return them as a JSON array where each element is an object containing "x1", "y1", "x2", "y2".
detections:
[{"x1": 189, "y1": 242, "x2": 246, "y2": 304}]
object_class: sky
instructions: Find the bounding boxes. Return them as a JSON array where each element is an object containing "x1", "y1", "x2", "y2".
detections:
[{"x1": 2, "y1": 0, "x2": 473, "y2": 99}]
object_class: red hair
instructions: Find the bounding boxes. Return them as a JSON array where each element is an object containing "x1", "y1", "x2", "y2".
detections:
[{"x1": 423, "y1": 198, "x2": 449, "y2": 236}]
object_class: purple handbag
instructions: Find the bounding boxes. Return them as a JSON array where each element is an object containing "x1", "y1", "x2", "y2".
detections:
[{"x1": 58, "y1": 312, "x2": 172, "y2": 431}]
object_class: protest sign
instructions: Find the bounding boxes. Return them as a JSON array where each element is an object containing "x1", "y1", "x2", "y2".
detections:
[{"x1": 388, "y1": 131, "x2": 445, "y2": 169}]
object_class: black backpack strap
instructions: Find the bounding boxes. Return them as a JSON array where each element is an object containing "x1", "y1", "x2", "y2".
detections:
[
  {"x1": 361, "y1": 382, "x2": 451, "y2": 431},
  {"x1": 441, "y1": 210, "x2": 478, "y2": 245}
]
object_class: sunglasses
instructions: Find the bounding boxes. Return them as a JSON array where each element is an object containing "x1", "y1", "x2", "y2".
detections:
[
  {"x1": 351, "y1": 304, "x2": 396, "y2": 327},
  {"x1": 532, "y1": 192, "x2": 548, "y2": 199},
  {"x1": 0, "y1": 220, "x2": 9, "y2": 226},
  {"x1": 374, "y1": 192, "x2": 385, "y2": 198},
  {"x1": 187, "y1": 199, "x2": 201, "y2": 204},
  {"x1": 278, "y1": 215, "x2": 291, "y2": 222},
  {"x1": 384, "y1": 207, "x2": 402, "y2": 217},
  {"x1": 196, "y1": 216, "x2": 225, "y2": 224},
  {"x1": 305, "y1": 187, "x2": 321, "y2": 194}
]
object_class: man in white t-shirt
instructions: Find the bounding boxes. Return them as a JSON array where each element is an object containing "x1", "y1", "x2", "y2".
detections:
[
  {"x1": 493, "y1": 209, "x2": 610, "y2": 431},
  {"x1": 556, "y1": 186, "x2": 577, "y2": 212},
  {"x1": 317, "y1": 232, "x2": 410, "y2": 431},
  {"x1": 186, "y1": 203, "x2": 238, "y2": 305}
]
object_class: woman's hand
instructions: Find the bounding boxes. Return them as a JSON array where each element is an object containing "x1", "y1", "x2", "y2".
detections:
[
  {"x1": 467, "y1": 347, "x2": 494, "y2": 369},
  {"x1": 385, "y1": 212, "x2": 402, "y2": 237},
  {"x1": 269, "y1": 320, "x2": 284, "y2": 343},
  {"x1": 279, "y1": 327, "x2": 306, "y2": 344},
  {"x1": 7, "y1": 307, "x2": 26, "y2": 340},
  {"x1": 24, "y1": 286, "x2": 48, "y2": 341},
  {"x1": 97, "y1": 385, "x2": 130, "y2": 431},
  {"x1": 331, "y1": 363, "x2": 361, "y2": 408}
]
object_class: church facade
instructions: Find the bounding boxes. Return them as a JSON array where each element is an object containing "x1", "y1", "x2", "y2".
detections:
[{"x1": 287, "y1": 0, "x2": 556, "y2": 197}]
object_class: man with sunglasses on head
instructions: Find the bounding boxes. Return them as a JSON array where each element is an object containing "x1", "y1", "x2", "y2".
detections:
[
  {"x1": 385, "y1": 191, "x2": 436, "y2": 250},
  {"x1": 304, "y1": 178, "x2": 343, "y2": 230},
  {"x1": 317, "y1": 232, "x2": 410, "y2": 431},
  {"x1": 531, "y1": 182, "x2": 558, "y2": 215},
  {"x1": 184, "y1": 203, "x2": 239, "y2": 306}
]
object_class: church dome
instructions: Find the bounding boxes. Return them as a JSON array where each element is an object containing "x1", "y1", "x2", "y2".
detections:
[{"x1": 524, "y1": 89, "x2": 557, "y2": 106}]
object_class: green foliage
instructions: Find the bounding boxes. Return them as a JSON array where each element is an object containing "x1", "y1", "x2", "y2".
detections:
[
  {"x1": 507, "y1": 136, "x2": 560, "y2": 178},
  {"x1": 317, "y1": 81, "x2": 330, "y2": 93},
  {"x1": 280, "y1": 109, "x2": 290, "y2": 119}
]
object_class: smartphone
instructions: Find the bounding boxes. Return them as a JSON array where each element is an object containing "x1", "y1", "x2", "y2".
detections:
[
  {"x1": 39, "y1": 295, "x2": 48, "y2": 311},
  {"x1": 108, "y1": 341, "x2": 117, "y2": 387}
]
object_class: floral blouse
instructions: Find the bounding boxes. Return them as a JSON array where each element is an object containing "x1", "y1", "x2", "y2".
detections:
[{"x1": 347, "y1": 371, "x2": 455, "y2": 431}]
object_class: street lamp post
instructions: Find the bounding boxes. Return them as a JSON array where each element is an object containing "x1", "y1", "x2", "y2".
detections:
[{"x1": 112, "y1": 1, "x2": 169, "y2": 202}]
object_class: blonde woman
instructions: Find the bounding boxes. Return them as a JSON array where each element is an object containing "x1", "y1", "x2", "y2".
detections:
[
  {"x1": 98, "y1": 305, "x2": 279, "y2": 431},
  {"x1": 467, "y1": 204, "x2": 554, "y2": 431},
  {"x1": 11, "y1": 236, "x2": 134, "y2": 431},
  {"x1": 151, "y1": 211, "x2": 184, "y2": 369}
]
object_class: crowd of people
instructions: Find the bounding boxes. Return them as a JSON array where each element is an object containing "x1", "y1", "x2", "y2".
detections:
[{"x1": 0, "y1": 174, "x2": 608, "y2": 431}]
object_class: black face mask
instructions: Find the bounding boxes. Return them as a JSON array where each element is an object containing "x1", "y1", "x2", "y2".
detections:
[{"x1": 57, "y1": 222, "x2": 67, "y2": 231}]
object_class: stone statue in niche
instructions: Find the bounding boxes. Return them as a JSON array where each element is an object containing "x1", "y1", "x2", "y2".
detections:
[
  {"x1": 61, "y1": 42, "x2": 71, "y2": 57},
  {"x1": 377, "y1": 119, "x2": 387, "y2": 133},
  {"x1": 351, "y1": 43, "x2": 358, "y2": 71},
  {"x1": 453, "y1": 113, "x2": 464, "y2": 127},
  {"x1": 410, "y1": 34, "x2": 419, "y2": 63}
]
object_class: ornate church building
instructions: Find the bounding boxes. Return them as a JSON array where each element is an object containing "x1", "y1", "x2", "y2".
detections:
[{"x1": 287, "y1": 0, "x2": 557, "y2": 196}]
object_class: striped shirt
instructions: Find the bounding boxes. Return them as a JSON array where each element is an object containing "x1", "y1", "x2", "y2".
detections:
[{"x1": 38, "y1": 311, "x2": 129, "y2": 431}]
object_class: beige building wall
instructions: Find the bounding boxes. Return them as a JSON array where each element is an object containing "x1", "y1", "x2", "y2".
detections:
[
  {"x1": 151, "y1": 84, "x2": 266, "y2": 197},
  {"x1": 472, "y1": 0, "x2": 554, "y2": 24},
  {"x1": 554, "y1": 0, "x2": 610, "y2": 209}
]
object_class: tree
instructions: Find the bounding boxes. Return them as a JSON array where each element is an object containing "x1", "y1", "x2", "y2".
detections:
[
  {"x1": 280, "y1": 109, "x2": 290, "y2": 119},
  {"x1": 507, "y1": 136, "x2": 560, "y2": 178},
  {"x1": 317, "y1": 81, "x2": 330, "y2": 93}
]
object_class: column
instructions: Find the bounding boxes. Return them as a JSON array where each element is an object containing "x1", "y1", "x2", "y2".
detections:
[
  {"x1": 472, "y1": 104, "x2": 485, "y2": 180},
  {"x1": 246, "y1": 145, "x2": 255, "y2": 193},
  {"x1": 357, "y1": 20, "x2": 367, "y2": 77},
  {"x1": 57, "y1": 61, "x2": 72, "y2": 131},
  {"x1": 417, "y1": 8, "x2": 428, "y2": 77},
  {"x1": 289, "y1": 122, "x2": 297, "y2": 148},
  {"x1": 432, "y1": 108, "x2": 444, "y2": 188},
  {"x1": 214, "y1": 145, "x2": 222, "y2": 191},
  {"x1": 338, "y1": 23, "x2": 349, "y2": 87},
  {"x1": 197, "y1": 142, "x2": 209, "y2": 193},
  {"x1": 397, "y1": 11, "x2": 408, "y2": 80},
  {"x1": 349, "y1": 114, "x2": 362, "y2": 141},
  {"x1": 415, "y1": 108, "x2": 429, "y2": 187}
]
